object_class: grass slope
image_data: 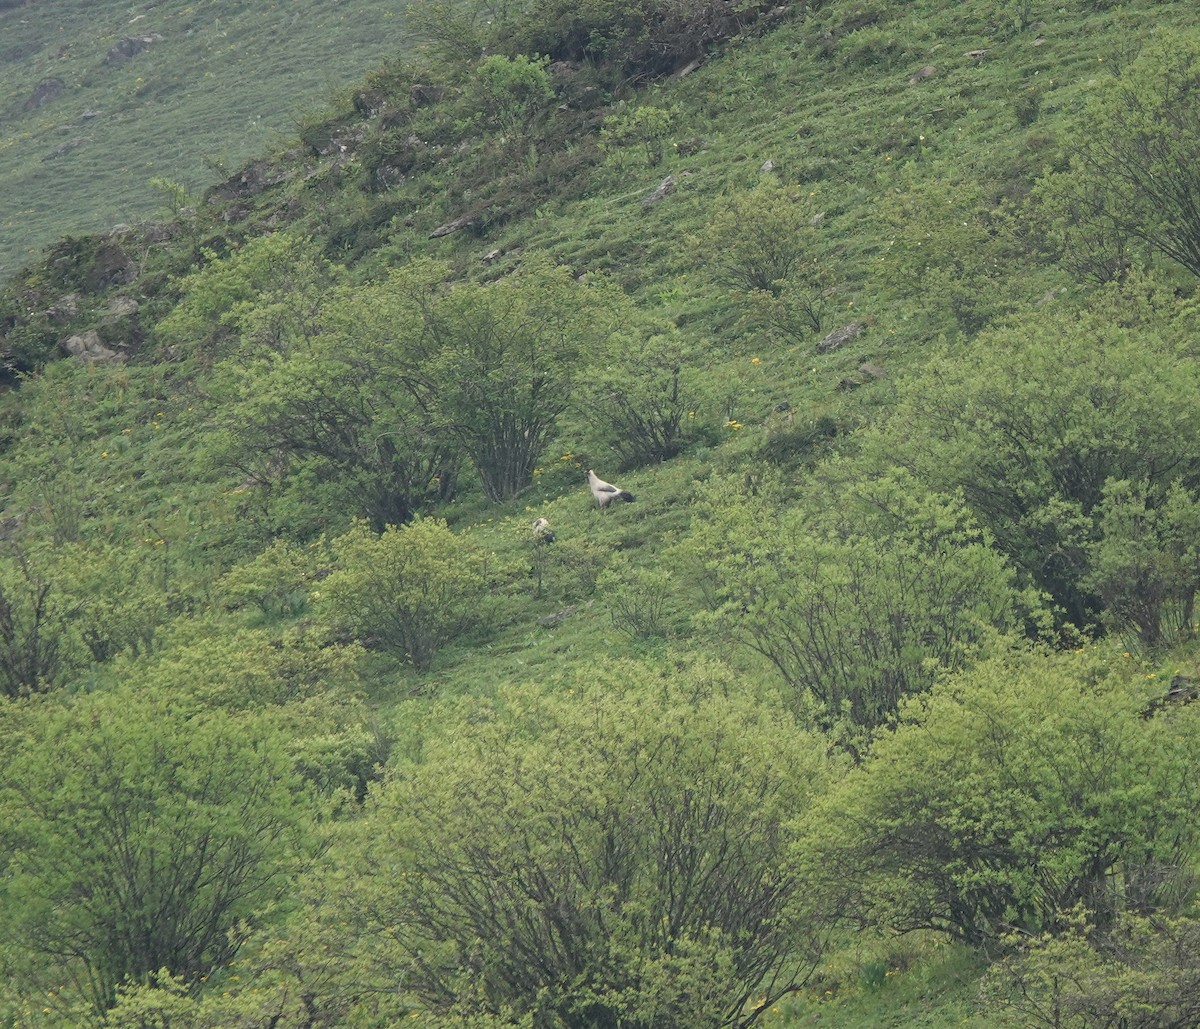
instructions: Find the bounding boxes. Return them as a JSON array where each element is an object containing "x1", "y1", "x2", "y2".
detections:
[
  {"x1": 1, "y1": 0, "x2": 1198, "y2": 1024},
  {"x1": 0, "y1": 0, "x2": 414, "y2": 280}
]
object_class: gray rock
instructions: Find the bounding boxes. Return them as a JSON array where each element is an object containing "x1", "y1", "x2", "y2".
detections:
[
  {"x1": 817, "y1": 321, "x2": 866, "y2": 353},
  {"x1": 642, "y1": 173, "x2": 688, "y2": 206},
  {"x1": 908, "y1": 65, "x2": 937, "y2": 84},
  {"x1": 45, "y1": 293, "x2": 81, "y2": 324},
  {"x1": 409, "y1": 83, "x2": 443, "y2": 107},
  {"x1": 25, "y1": 76, "x2": 64, "y2": 110},
  {"x1": 42, "y1": 137, "x2": 90, "y2": 161},
  {"x1": 63, "y1": 330, "x2": 124, "y2": 364},
  {"x1": 430, "y1": 214, "x2": 475, "y2": 238},
  {"x1": 108, "y1": 297, "x2": 139, "y2": 319},
  {"x1": 104, "y1": 33, "x2": 164, "y2": 65}
]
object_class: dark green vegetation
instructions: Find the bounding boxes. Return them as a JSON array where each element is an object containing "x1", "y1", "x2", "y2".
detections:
[{"x1": 3, "y1": 0, "x2": 1200, "y2": 1026}]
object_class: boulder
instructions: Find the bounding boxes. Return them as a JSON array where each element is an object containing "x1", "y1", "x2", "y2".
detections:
[
  {"x1": 24, "y1": 76, "x2": 64, "y2": 110},
  {"x1": 643, "y1": 173, "x2": 691, "y2": 206},
  {"x1": 817, "y1": 321, "x2": 866, "y2": 353},
  {"x1": 908, "y1": 65, "x2": 937, "y2": 84},
  {"x1": 104, "y1": 33, "x2": 164, "y2": 65},
  {"x1": 42, "y1": 137, "x2": 90, "y2": 161},
  {"x1": 209, "y1": 159, "x2": 292, "y2": 201},
  {"x1": 430, "y1": 214, "x2": 474, "y2": 238},
  {"x1": 409, "y1": 83, "x2": 443, "y2": 108},
  {"x1": 107, "y1": 296, "x2": 139, "y2": 319},
  {"x1": 63, "y1": 330, "x2": 124, "y2": 364},
  {"x1": 353, "y1": 88, "x2": 390, "y2": 118},
  {"x1": 44, "y1": 293, "x2": 81, "y2": 324}
]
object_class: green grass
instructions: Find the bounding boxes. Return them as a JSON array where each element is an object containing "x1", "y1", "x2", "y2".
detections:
[
  {"x1": 773, "y1": 938, "x2": 995, "y2": 1029},
  {"x1": 0, "y1": 0, "x2": 418, "y2": 280}
]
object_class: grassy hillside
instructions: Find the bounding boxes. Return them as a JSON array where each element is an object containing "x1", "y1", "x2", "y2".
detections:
[
  {"x1": 3, "y1": 0, "x2": 1200, "y2": 1025},
  {"x1": 0, "y1": 0, "x2": 415, "y2": 280}
]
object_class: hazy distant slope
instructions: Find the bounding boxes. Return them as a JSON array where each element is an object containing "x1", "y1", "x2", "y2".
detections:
[{"x1": 0, "y1": 0, "x2": 412, "y2": 281}]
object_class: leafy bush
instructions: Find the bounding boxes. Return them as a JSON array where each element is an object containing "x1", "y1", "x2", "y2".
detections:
[
  {"x1": 982, "y1": 911, "x2": 1200, "y2": 1028},
  {"x1": 500, "y1": 0, "x2": 772, "y2": 81},
  {"x1": 0, "y1": 550, "x2": 84, "y2": 698},
  {"x1": 325, "y1": 668, "x2": 836, "y2": 1028},
  {"x1": 210, "y1": 260, "x2": 461, "y2": 531},
  {"x1": 320, "y1": 518, "x2": 489, "y2": 672},
  {"x1": 707, "y1": 183, "x2": 837, "y2": 337},
  {"x1": 473, "y1": 54, "x2": 555, "y2": 134},
  {"x1": 1035, "y1": 30, "x2": 1200, "y2": 280},
  {"x1": 216, "y1": 538, "x2": 323, "y2": 616},
  {"x1": 690, "y1": 471, "x2": 1022, "y2": 729},
  {"x1": 866, "y1": 285, "x2": 1200, "y2": 628},
  {"x1": 0, "y1": 688, "x2": 307, "y2": 1015},
  {"x1": 1084, "y1": 480, "x2": 1200, "y2": 650},
  {"x1": 418, "y1": 258, "x2": 623, "y2": 501},
  {"x1": 581, "y1": 327, "x2": 698, "y2": 469},
  {"x1": 798, "y1": 648, "x2": 1200, "y2": 947},
  {"x1": 597, "y1": 556, "x2": 675, "y2": 638}
]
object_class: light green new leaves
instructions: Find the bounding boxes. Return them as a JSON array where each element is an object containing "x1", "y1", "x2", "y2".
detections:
[
  {"x1": 320, "y1": 517, "x2": 489, "y2": 672},
  {"x1": 0, "y1": 688, "x2": 308, "y2": 1016},
  {"x1": 326, "y1": 668, "x2": 835, "y2": 1028},
  {"x1": 690, "y1": 470, "x2": 1022, "y2": 730},
  {"x1": 798, "y1": 648, "x2": 1200, "y2": 947}
]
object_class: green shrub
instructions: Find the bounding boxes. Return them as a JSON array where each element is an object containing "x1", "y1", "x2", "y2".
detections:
[
  {"x1": 325, "y1": 668, "x2": 835, "y2": 1027},
  {"x1": 1, "y1": 688, "x2": 307, "y2": 1014},
  {"x1": 690, "y1": 471, "x2": 1022, "y2": 730},
  {"x1": 597, "y1": 556, "x2": 675, "y2": 638},
  {"x1": 866, "y1": 284, "x2": 1200, "y2": 628},
  {"x1": 707, "y1": 183, "x2": 837, "y2": 338},
  {"x1": 320, "y1": 518, "x2": 489, "y2": 672},
  {"x1": 799, "y1": 648, "x2": 1200, "y2": 947},
  {"x1": 1037, "y1": 30, "x2": 1200, "y2": 280}
]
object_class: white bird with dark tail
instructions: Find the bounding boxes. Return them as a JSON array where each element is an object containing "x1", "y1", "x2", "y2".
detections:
[
  {"x1": 587, "y1": 469, "x2": 636, "y2": 511},
  {"x1": 532, "y1": 517, "x2": 556, "y2": 543}
]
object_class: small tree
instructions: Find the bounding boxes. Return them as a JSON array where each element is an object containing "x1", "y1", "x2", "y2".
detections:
[
  {"x1": 1085, "y1": 480, "x2": 1200, "y2": 650},
  {"x1": 865, "y1": 287, "x2": 1200, "y2": 628},
  {"x1": 797, "y1": 648, "x2": 1200, "y2": 948},
  {"x1": 690, "y1": 472, "x2": 1022, "y2": 730},
  {"x1": 982, "y1": 912, "x2": 1200, "y2": 1029},
  {"x1": 418, "y1": 258, "x2": 620, "y2": 501},
  {"x1": 320, "y1": 518, "x2": 488, "y2": 672},
  {"x1": 211, "y1": 262, "x2": 462, "y2": 531},
  {"x1": 599, "y1": 104, "x2": 678, "y2": 166},
  {"x1": 581, "y1": 327, "x2": 698, "y2": 469},
  {"x1": 474, "y1": 54, "x2": 555, "y2": 135},
  {"x1": 0, "y1": 549, "x2": 83, "y2": 698},
  {"x1": 707, "y1": 183, "x2": 836, "y2": 338}
]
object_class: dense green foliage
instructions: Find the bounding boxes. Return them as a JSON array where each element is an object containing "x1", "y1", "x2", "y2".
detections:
[
  {"x1": 4, "y1": 1, "x2": 1200, "y2": 1027},
  {"x1": 323, "y1": 670, "x2": 834, "y2": 1028}
]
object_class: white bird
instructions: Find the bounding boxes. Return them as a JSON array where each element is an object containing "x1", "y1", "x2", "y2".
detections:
[
  {"x1": 587, "y1": 469, "x2": 636, "y2": 512},
  {"x1": 532, "y1": 517, "x2": 556, "y2": 543}
]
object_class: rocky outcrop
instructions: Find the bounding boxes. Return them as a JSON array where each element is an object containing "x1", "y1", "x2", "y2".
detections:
[
  {"x1": 24, "y1": 76, "x2": 64, "y2": 110},
  {"x1": 409, "y1": 83, "x2": 443, "y2": 108},
  {"x1": 209, "y1": 159, "x2": 293, "y2": 202},
  {"x1": 42, "y1": 137, "x2": 90, "y2": 161},
  {"x1": 643, "y1": 175, "x2": 677, "y2": 205},
  {"x1": 63, "y1": 329, "x2": 123, "y2": 364},
  {"x1": 430, "y1": 214, "x2": 475, "y2": 238},
  {"x1": 817, "y1": 321, "x2": 866, "y2": 353},
  {"x1": 104, "y1": 33, "x2": 164, "y2": 66}
]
